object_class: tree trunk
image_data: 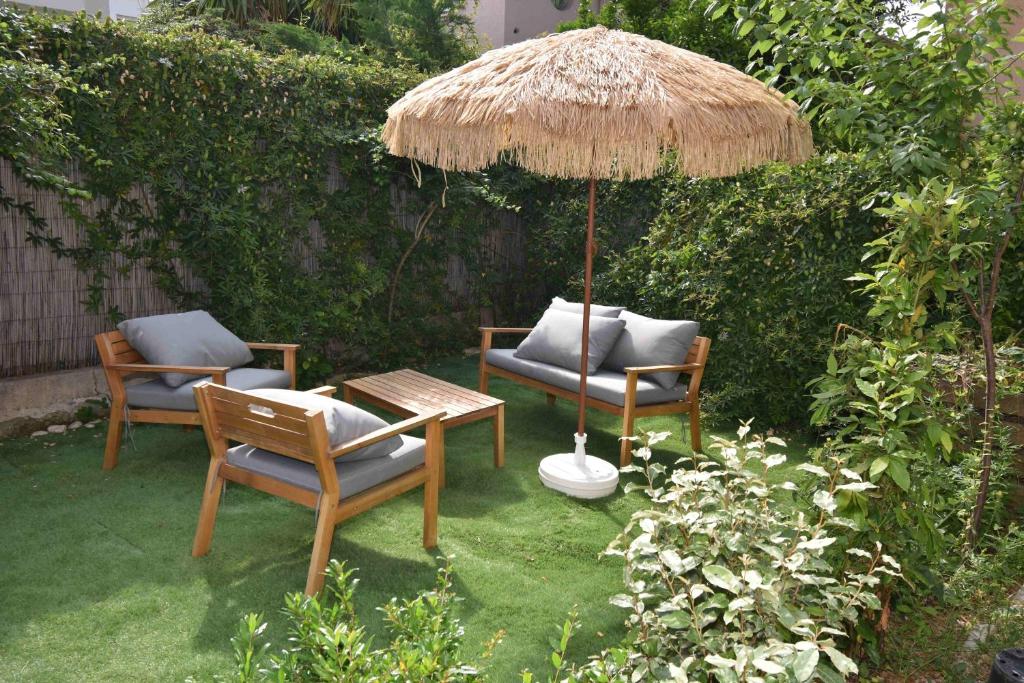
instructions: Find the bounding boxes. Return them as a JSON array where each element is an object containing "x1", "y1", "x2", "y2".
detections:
[
  {"x1": 967, "y1": 318, "x2": 998, "y2": 547},
  {"x1": 965, "y1": 174, "x2": 1022, "y2": 548}
]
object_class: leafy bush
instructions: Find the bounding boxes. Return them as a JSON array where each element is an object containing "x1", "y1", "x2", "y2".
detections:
[
  {"x1": 588, "y1": 153, "x2": 886, "y2": 425},
  {"x1": 569, "y1": 429, "x2": 897, "y2": 682},
  {"x1": 227, "y1": 560, "x2": 501, "y2": 681}
]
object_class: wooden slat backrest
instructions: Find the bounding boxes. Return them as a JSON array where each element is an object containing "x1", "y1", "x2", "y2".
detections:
[
  {"x1": 96, "y1": 330, "x2": 145, "y2": 366},
  {"x1": 197, "y1": 383, "x2": 321, "y2": 464}
]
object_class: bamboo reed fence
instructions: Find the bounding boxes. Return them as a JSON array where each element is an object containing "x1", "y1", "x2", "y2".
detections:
[{"x1": 0, "y1": 160, "x2": 526, "y2": 378}]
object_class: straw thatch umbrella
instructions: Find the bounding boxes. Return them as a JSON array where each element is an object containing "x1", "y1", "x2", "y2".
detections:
[{"x1": 383, "y1": 25, "x2": 813, "y2": 497}]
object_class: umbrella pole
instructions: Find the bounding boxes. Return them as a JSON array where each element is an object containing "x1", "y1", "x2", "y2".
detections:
[
  {"x1": 537, "y1": 178, "x2": 616, "y2": 497},
  {"x1": 577, "y1": 177, "x2": 596, "y2": 437}
]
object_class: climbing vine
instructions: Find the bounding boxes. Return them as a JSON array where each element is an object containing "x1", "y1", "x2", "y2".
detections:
[{"x1": 3, "y1": 7, "x2": 516, "y2": 382}]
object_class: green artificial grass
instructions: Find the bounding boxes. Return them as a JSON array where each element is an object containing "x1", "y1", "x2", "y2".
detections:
[{"x1": 0, "y1": 356, "x2": 810, "y2": 681}]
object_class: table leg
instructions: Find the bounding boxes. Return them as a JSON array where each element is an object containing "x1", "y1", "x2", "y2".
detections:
[
  {"x1": 342, "y1": 385, "x2": 353, "y2": 403},
  {"x1": 493, "y1": 404, "x2": 505, "y2": 469},
  {"x1": 439, "y1": 428, "x2": 446, "y2": 490}
]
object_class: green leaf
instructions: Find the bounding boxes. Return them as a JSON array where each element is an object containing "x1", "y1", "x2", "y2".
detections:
[
  {"x1": 823, "y1": 646, "x2": 858, "y2": 675},
  {"x1": 869, "y1": 457, "x2": 889, "y2": 478},
  {"x1": 855, "y1": 378, "x2": 879, "y2": 400},
  {"x1": 753, "y1": 658, "x2": 786, "y2": 675},
  {"x1": 660, "y1": 611, "x2": 692, "y2": 629},
  {"x1": 738, "y1": 19, "x2": 756, "y2": 37},
  {"x1": 940, "y1": 431, "x2": 953, "y2": 454},
  {"x1": 702, "y1": 565, "x2": 740, "y2": 593},
  {"x1": 887, "y1": 458, "x2": 911, "y2": 491},
  {"x1": 792, "y1": 648, "x2": 819, "y2": 681}
]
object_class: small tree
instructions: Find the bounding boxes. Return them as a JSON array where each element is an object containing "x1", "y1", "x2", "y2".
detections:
[{"x1": 714, "y1": 0, "x2": 1023, "y2": 560}]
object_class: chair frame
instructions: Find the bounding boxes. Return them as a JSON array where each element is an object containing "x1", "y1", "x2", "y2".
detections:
[
  {"x1": 478, "y1": 328, "x2": 711, "y2": 467},
  {"x1": 191, "y1": 382, "x2": 443, "y2": 595},
  {"x1": 95, "y1": 330, "x2": 299, "y2": 470}
]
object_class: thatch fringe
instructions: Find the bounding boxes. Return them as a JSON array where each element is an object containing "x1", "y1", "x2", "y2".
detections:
[{"x1": 384, "y1": 26, "x2": 814, "y2": 180}]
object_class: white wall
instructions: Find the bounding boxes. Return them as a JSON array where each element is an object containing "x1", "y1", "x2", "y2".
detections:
[
  {"x1": 502, "y1": 0, "x2": 581, "y2": 45},
  {"x1": 471, "y1": 0, "x2": 506, "y2": 50},
  {"x1": 14, "y1": 0, "x2": 148, "y2": 18}
]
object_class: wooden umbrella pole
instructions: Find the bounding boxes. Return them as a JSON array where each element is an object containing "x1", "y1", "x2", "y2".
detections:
[{"x1": 577, "y1": 177, "x2": 597, "y2": 436}]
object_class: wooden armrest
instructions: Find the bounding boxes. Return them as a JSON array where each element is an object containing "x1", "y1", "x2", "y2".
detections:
[
  {"x1": 624, "y1": 363, "x2": 702, "y2": 374},
  {"x1": 246, "y1": 342, "x2": 300, "y2": 351},
  {"x1": 329, "y1": 409, "x2": 446, "y2": 459},
  {"x1": 479, "y1": 327, "x2": 534, "y2": 334},
  {"x1": 109, "y1": 363, "x2": 230, "y2": 376},
  {"x1": 305, "y1": 385, "x2": 336, "y2": 397}
]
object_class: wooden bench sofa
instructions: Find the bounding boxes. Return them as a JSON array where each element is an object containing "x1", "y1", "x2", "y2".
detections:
[{"x1": 478, "y1": 328, "x2": 711, "y2": 467}]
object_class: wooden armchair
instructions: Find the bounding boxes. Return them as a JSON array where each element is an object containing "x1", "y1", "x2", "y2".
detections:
[
  {"x1": 95, "y1": 330, "x2": 299, "y2": 470},
  {"x1": 191, "y1": 382, "x2": 443, "y2": 595},
  {"x1": 479, "y1": 328, "x2": 711, "y2": 466}
]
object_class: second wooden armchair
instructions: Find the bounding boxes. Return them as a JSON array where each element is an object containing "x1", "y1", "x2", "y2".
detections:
[{"x1": 191, "y1": 383, "x2": 444, "y2": 595}]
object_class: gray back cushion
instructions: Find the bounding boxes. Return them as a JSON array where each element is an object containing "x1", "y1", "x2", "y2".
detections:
[
  {"x1": 247, "y1": 388, "x2": 402, "y2": 462},
  {"x1": 515, "y1": 308, "x2": 625, "y2": 374},
  {"x1": 602, "y1": 311, "x2": 700, "y2": 389},
  {"x1": 549, "y1": 296, "x2": 624, "y2": 318},
  {"x1": 118, "y1": 310, "x2": 254, "y2": 388}
]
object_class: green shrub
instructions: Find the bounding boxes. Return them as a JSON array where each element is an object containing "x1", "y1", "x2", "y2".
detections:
[
  {"x1": 226, "y1": 560, "x2": 500, "y2": 681},
  {"x1": 590, "y1": 153, "x2": 886, "y2": 425},
  {"x1": 569, "y1": 429, "x2": 896, "y2": 682}
]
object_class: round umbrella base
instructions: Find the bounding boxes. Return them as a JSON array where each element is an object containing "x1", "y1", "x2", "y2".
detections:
[{"x1": 538, "y1": 434, "x2": 619, "y2": 499}]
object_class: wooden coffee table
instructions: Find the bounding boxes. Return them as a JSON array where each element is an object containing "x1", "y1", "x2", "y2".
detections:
[{"x1": 342, "y1": 369, "x2": 505, "y2": 487}]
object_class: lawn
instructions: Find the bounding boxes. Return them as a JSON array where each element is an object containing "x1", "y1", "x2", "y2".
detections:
[{"x1": 0, "y1": 355, "x2": 810, "y2": 681}]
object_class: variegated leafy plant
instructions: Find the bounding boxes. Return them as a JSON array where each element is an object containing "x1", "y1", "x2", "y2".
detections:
[{"x1": 573, "y1": 427, "x2": 899, "y2": 682}]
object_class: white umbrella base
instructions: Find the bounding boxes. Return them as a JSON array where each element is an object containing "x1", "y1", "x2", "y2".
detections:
[{"x1": 538, "y1": 433, "x2": 619, "y2": 499}]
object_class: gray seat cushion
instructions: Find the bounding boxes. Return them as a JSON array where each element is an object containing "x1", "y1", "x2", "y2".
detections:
[
  {"x1": 602, "y1": 311, "x2": 700, "y2": 389},
  {"x1": 514, "y1": 309, "x2": 626, "y2": 374},
  {"x1": 487, "y1": 349, "x2": 685, "y2": 407},
  {"x1": 225, "y1": 434, "x2": 425, "y2": 500},
  {"x1": 117, "y1": 310, "x2": 254, "y2": 388},
  {"x1": 126, "y1": 368, "x2": 291, "y2": 411},
  {"x1": 549, "y1": 296, "x2": 625, "y2": 318},
  {"x1": 246, "y1": 388, "x2": 402, "y2": 462}
]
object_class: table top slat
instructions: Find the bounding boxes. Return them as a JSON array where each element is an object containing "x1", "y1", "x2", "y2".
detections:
[
  {"x1": 343, "y1": 369, "x2": 502, "y2": 421},
  {"x1": 377, "y1": 373, "x2": 485, "y2": 414}
]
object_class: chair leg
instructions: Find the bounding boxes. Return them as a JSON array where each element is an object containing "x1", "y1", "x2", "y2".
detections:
[
  {"x1": 620, "y1": 405, "x2": 636, "y2": 468},
  {"x1": 102, "y1": 407, "x2": 124, "y2": 470},
  {"x1": 305, "y1": 499, "x2": 338, "y2": 596},
  {"x1": 192, "y1": 461, "x2": 226, "y2": 557},
  {"x1": 689, "y1": 405, "x2": 702, "y2": 453},
  {"x1": 479, "y1": 368, "x2": 489, "y2": 394},
  {"x1": 546, "y1": 393, "x2": 556, "y2": 406}
]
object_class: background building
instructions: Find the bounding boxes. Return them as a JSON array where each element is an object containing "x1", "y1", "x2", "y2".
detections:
[
  {"x1": 470, "y1": 0, "x2": 606, "y2": 48},
  {"x1": 15, "y1": 0, "x2": 147, "y2": 18}
]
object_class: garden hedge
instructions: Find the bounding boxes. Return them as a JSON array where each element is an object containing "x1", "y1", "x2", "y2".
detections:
[
  {"x1": 4, "y1": 8, "x2": 508, "y2": 382},
  {"x1": 589, "y1": 154, "x2": 887, "y2": 425}
]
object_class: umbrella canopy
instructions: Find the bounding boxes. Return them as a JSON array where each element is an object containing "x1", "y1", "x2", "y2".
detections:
[
  {"x1": 383, "y1": 26, "x2": 813, "y2": 482},
  {"x1": 383, "y1": 25, "x2": 813, "y2": 180}
]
